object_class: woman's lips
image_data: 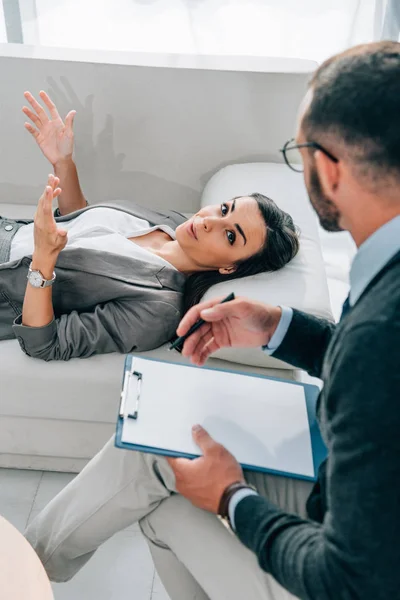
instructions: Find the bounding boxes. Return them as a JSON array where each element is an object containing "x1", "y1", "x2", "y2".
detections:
[{"x1": 188, "y1": 220, "x2": 198, "y2": 240}]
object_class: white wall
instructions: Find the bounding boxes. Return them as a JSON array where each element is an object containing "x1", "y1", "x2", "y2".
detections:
[{"x1": 0, "y1": 49, "x2": 314, "y2": 214}]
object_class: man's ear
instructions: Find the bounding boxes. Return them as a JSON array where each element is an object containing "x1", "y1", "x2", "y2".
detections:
[
  {"x1": 219, "y1": 265, "x2": 237, "y2": 275},
  {"x1": 314, "y1": 149, "x2": 340, "y2": 198}
]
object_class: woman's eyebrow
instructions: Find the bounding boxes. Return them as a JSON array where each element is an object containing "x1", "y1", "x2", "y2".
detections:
[
  {"x1": 230, "y1": 200, "x2": 246, "y2": 245},
  {"x1": 235, "y1": 224, "x2": 247, "y2": 245}
]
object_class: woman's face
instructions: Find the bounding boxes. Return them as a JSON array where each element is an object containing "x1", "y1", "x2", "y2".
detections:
[{"x1": 175, "y1": 196, "x2": 266, "y2": 273}]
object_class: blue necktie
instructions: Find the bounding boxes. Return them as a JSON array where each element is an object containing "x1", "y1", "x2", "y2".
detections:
[{"x1": 339, "y1": 295, "x2": 351, "y2": 322}]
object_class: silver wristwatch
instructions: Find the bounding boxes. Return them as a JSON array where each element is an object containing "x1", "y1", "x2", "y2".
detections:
[{"x1": 27, "y1": 263, "x2": 56, "y2": 289}]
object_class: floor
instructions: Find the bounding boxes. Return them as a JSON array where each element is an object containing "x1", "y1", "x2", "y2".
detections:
[{"x1": 0, "y1": 467, "x2": 170, "y2": 600}]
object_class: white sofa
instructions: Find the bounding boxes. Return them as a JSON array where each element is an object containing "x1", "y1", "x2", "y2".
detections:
[{"x1": 0, "y1": 46, "x2": 353, "y2": 472}]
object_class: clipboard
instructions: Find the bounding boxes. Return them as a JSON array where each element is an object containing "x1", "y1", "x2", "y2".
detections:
[{"x1": 115, "y1": 354, "x2": 327, "y2": 482}]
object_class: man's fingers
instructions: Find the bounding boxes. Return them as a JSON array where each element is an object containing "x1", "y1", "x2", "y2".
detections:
[
  {"x1": 53, "y1": 187, "x2": 62, "y2": 199},
  {"x1": 22, "y1": 106, "x2": 41, "y2": 128},
  {"x1": 65, "y1": 110, "x2": 76, "y2": 132},
  {"x1": 181, "y1": 322, "x2": 211, "y2": 357},
  {"x1": 39, "y1": 90, "x2": 60, "y2": 120},
  {"x1": 24, "y1": 123, "x2": 39, "y2": 140},
  {"x1": 192, "y1": 425, "x2": 217, "y2": 454},
  {"x1": 177, "y1": 296, "x2": 229, "y2": 336},
  {"x1": 24, "y1": 91, "x2": 49, "y2": 122},
  {"x1": 200, "y1": 299, "x2": 243, "y2": 322},
  {"x1": 194, "y1": 337, "x2": 220, "y2": 367},
  {"x1": 184, "y1": 329, "x2": 218, "y2": 364}
]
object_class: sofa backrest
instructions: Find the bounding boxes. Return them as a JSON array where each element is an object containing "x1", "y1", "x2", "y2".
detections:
[{"x1": 0, "y1": 45, "x2": 315, "y2": 215}]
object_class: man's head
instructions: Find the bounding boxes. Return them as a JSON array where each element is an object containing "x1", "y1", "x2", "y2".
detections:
[{"x1": 294, "y1": 41, "x2": 400, "y2": 242}]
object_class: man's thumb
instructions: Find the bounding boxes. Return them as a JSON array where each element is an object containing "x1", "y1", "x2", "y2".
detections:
[{"x1": 192, "y1": 425, "x2": 216, "y2": 453}]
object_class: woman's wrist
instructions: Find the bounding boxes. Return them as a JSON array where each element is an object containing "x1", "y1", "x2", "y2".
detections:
[
  {"x1": 53, "y1": 156, "x2": 74, "y2": 170},
  {"x1": 31, "y1": 252, "x2": 57, "y2": 279}
]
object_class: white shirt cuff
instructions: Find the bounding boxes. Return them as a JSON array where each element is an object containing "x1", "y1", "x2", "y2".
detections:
[
  {"x1": 262, "y1": 306, "x2": 293, "y2": 355},
  {"x1": 228, "y1": 489, "x2": 259, "y2": 531}
]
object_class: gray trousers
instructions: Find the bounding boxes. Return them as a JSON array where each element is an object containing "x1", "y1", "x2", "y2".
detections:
[{"x1": 25, "y1": 436, "x2": 312, "y2": 600}]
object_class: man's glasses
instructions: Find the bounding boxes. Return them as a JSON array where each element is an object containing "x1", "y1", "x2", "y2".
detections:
[{"x1": 280, "y1": 138, "x2": 338, "y2": 173}]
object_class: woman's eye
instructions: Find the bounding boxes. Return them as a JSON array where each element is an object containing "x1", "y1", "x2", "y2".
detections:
[
  {"x1": 221, "y1": 203, "x2": 229, "y2": 216},
  {"x1": 226, "y1": 230, "x2": 236, "y2": 245}
]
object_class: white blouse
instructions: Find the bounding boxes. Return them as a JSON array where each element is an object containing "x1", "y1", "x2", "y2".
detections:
[{"x1": 10, "y1": 207, "x2": 177, "y2": 271}]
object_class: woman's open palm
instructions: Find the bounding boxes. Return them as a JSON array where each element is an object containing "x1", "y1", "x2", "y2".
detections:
[
  {"x1": 23, "y1": 91, "x2": 76, "y2": 166},
  {"x1": 34, "y1": 174, "x2": 67, "y2": 259}
]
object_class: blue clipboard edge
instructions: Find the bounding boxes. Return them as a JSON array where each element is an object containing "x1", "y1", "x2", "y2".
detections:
[{"x1": 115, "y1": 354, "x2": 327, "y2": 482}]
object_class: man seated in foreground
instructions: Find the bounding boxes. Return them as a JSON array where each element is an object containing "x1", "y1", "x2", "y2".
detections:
[{"x1": 25, "y1": 41, "x2": 400, "y2": 599}]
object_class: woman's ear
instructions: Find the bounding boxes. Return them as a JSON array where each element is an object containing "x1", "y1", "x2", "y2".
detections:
[{"x1": 219, "y1": 265, "x2": 237, "y2": 275}]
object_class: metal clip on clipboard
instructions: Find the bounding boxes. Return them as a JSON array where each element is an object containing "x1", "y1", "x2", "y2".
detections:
[{"x1": 119, "y1": 363, "x2": 142, "y2": 420}]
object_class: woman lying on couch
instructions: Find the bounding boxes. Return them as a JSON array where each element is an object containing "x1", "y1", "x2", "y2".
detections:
[{"x1": 0, "y1": 92, "x2": 299, "y2": 361}]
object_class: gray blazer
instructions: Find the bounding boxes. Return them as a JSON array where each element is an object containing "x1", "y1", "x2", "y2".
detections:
[{"x1": 0, "y1": 202, "x2": 187, "y2": 361}]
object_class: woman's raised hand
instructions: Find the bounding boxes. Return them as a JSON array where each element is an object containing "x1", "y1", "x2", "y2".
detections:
[
  {"x1": 33, "y1": 175, "x2": 68, "y2": 263},
  {"x1": 23, "y1": 91, "x2": 76, "y2": 166}
]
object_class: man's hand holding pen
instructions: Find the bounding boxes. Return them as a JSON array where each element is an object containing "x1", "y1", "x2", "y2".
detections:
[{"x1": 177, "y1": 295, "x2": 282, "y2": 366}]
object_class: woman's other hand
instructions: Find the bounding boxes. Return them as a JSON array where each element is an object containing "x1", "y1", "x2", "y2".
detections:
[
  {"x1": 33, "y1": 175, "x2": 67, "y2": 267},
  {"x1": 23, "y1": 91, "x2": 76, "y2": 167},
  {"x1": 177, "y1": 296, "x2": 282, "y2": 366}
]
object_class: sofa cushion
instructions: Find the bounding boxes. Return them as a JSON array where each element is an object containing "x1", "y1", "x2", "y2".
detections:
[{"x1": 199, "y1": 163, "x2": 333, "y2": 369}]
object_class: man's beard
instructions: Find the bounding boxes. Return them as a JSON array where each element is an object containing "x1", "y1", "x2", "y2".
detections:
[{"x1": 308, "y1": 165, "x2": 343, "y2": 232}]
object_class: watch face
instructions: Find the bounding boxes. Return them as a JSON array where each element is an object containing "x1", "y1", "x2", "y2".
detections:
[{"x1": 29, "y1": 271, "x2": 43, "y2": 288}]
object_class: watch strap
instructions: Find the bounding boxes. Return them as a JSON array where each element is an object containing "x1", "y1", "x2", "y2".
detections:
[
  {"x1": 40, "y1": 273, "x2": 56, "y2": 288},
  {"x1": 218, "y1": 481, "x2": 257, "y2": 520}
]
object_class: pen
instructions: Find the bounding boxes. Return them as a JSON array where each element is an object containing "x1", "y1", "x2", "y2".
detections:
[{"x1": 169, "y1": 292, "x2": 235, "y2": 352}]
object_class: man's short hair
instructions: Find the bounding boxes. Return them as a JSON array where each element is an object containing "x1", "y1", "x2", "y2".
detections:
[{"x1": 303, "y1": 41, "x2": 400, "y2": 178}]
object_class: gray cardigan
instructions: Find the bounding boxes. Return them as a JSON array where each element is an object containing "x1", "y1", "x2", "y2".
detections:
[
  {"x1": 0, "y1": 202, "x2": 187, "y2": 361},
  {"x1": 235, "y1": 252, "x2": 400, "y2": 599}
]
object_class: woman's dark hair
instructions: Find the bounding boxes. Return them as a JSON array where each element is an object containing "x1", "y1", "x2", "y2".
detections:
[{"x1": 183, "y1": 193, "x2": 300, "y2": 312}]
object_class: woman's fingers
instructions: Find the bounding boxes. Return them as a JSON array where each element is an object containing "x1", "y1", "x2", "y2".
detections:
[
  {"x1": 24, "y1": 91, "x2": 48, "y2": 122},
  {"x1": 45, "y1": 174, "x2": 60, "y2": 191},
  {"x1": 47, "y1": 174, "x2": 60, "y2": 189},
  {"x1": 24, "y1": 122, "x2": 39, "y2": 140},
  {"x1": 65, "y1": 110, "x2": 76, "y2": 133},
  {"x1": 38, "y1": 180, "x2": 54, "y2": 214},
  {"x1": 44, "y1": 186, "x2": 53, "y2": 212},
  {"x1": 22, "y1": 106, "x2": 42, "y2": 128},
  {"x1": 39, "y1": 90, "x2": 60, "y2": 120}
]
